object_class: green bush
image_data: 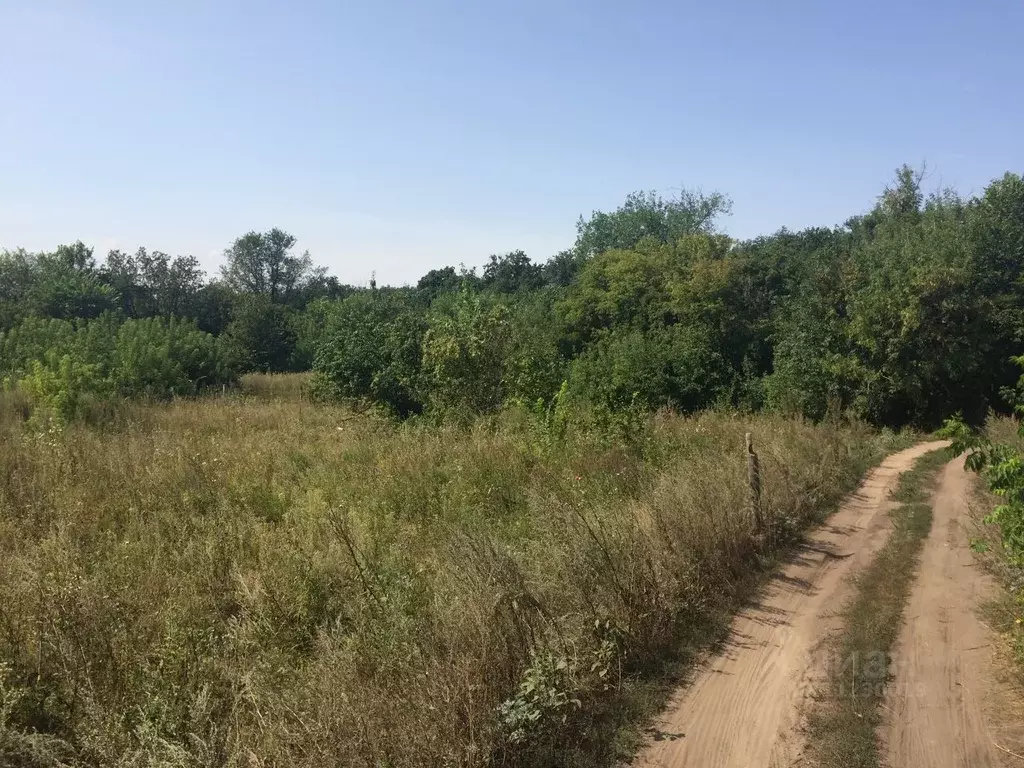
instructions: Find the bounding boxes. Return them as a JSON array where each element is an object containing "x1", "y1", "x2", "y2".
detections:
[
  {"x1": 222, "y1": 294, "x2": 298, "y2": 373},
  {"x1": 16, "y1": 354, "x2": 111, "y2": 425},
  {"x1": 565, "y1": 324, "x2": 728, "y2": 415},
  {"x1": 313, "y1": 292, "x2": 426, "y2": 417},
  {"x1": 0, "y1": 317, "x2": 81, "y2": 378},
  {"x1": 422, "y1": 289, "x2": 517, "y2": 416},
  {"x1": 1, "y1": 315, "x2": 238, "y2": 423},
  {"x1": 114, "y1": 317, "x2": 234, "y2": 397},
  {"x1": 943, "y1": 356, "x2": 1024, "y2": 565}
]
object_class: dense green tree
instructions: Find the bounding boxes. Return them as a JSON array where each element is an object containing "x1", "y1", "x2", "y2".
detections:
[
  {"x1": 837, "y1": 178, "x2": 973, "y2": 423},
  {"x1": 102, "y1": 248, "x2": 206, "y2": 318},
  {"x1": 565, "y1": 324, "x2": 729, "y2": 414},
  {"x1": 293, "y1": 269, "x2": 355, "y2": 307},
  {"x1": 0, "y1": 249, "x2": 38, "y2": 330},
  {"x1": 502, "y1": 293, "x2": 567, "y2": 407},
  {"x1": 417, "y1": 266, "x2": 463, "y2": 297},
  {"x1": 422, "y1": 288, "x2": 518, "y2": 415},
  {"x1": 766, "y1": 262, "x2": 855, "y2": 420},
  {"x1": 542, "y1": 249, "x2": 586, "y2": 287},
  {"x1": 221, "y1": 228, "x2": 313, "y2": 303},
  {"x1": 313, "y1": 292, "x2": 426, "y2": 417},
  {"x1": 557, "y1": 240, "x2": 679, "y2": 348},
  {"x1": 290, "y1": 297, "x2": 334, "y2": 371},
  {"x1": 191, "y1": 281, "x2": 236, "y2": 336},
  {"x1": 27, "y1": 243, "x2": 117, "y2": 322},
  {"x1": 573, "y1": 187, "x2": 731, "y2": 258},
  {"x1": 965, "y1": 172, "x2": 1024, "y2": 398},
  {"x1": 557, "y1": 234, "x2": 732, "y2": 347},
  {"x1": 480, "y1": 250, "x2": 544, "y2": 293},
  {"x1": 223, "y1": 295, "x2": 298, "y2": 373}
]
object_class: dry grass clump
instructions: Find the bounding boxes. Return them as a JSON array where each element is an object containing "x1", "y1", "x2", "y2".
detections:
[{"x1": 0, "y1": 385, "x2": 908, "y2": 767}]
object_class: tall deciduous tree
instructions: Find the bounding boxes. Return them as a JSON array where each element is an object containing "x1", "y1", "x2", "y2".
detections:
[
  {"x1": 221, "y1": 228, "x2": 313, "y2": 303},
  {"x1": 574, "y1": 187, "x2": 732, "y2": 258},
  {"x1": 417, "y1": 266, "x2": 463, "y2": 298},
  {"x1": 103, "y1": 248, "x2": 206, "y2": 318},
  {"x1": 223, "y1": 295, "x2": 298, "y2": 373},
  {"x1": 481, "y1": 250, "x2": 544, "y2": 293},
  {"x1": 29, "y1": 242, "x2": 117, "y2": 322}
]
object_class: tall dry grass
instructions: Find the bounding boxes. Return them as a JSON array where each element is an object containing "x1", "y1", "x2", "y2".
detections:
[
  {"x1": 0, "y1": 386, "x2": 910, "y2": 767},
  {"x1": 237, "y1": 372, "x2": 313, "y2": 400}
]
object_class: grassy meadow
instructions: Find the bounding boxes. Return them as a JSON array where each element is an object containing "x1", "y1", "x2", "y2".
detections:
[{"x1": 0, "y1": 377, "x2": 912, "y2": 767}]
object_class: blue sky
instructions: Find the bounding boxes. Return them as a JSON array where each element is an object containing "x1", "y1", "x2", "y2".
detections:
[{"x1": 1, "y1": 0, "x2": 1021, "y2": 285}]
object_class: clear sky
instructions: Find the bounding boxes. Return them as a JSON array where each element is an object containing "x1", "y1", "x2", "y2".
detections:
[{"x1": 1, "y1": 0, "x2": 1021, "y2": 286}]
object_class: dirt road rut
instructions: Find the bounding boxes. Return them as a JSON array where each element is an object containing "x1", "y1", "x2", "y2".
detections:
[
  {"x1": 633, "y1": 441, "x2": 948, "y2": 768},
  {"x1": 880, "y1": 458, "x2": 1024, "y2": 767}
]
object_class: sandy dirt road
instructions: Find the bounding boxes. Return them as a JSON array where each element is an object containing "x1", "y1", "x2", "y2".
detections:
[
  {"x1": 880, "y1": 458, "x2": 1024, "y2": 767},
  {"x1": 633, "y1": 441, "x2": 949, "y2": 768}
]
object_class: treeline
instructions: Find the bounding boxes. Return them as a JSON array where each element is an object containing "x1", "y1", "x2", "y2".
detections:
[
  {"x1": 315, "y1": 167, "x2": 1024, "y2": 427},
  {"x1": 3, "y1": 166, "x2": 1023, "y2": 427},
  {"x1": 0, "y1": 230, "x2": 352, "y2": 419}
]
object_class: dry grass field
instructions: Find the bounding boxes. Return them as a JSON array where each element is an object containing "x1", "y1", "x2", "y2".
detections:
[{"x1": 0, "y1": 378, "x2": 911, "y2": 767}]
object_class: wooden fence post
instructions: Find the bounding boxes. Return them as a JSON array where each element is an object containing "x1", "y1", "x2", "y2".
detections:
[{"x1": 746, "y1": 432, "x2": 764, "y2": 534}]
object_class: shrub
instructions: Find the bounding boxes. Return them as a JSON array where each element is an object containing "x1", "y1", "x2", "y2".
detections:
[
  {"x1": 0, "y1": 317, "x2": 81, "y2": 378},
  {"x1": 222, "y1": 294, "x2": 298, "y2": 373},
  {"x1": 17, "y1": 354, "x2": 111, "y2": 425},
  {"x1": 313, "y1": 292, "x2": 426, "y2": 416},
  {"x1": 114, "y1": 317, "x2": 235, "y2": 397},
  {"x1": 942, "y1": 355, "x2": 1024, "y2": 565},
  {"x1": 422, "y1": 289, "x2": 517, "y2": 416},
  {"x1": 0, "y1": 315, "x2": 238, "y2": 424},
  {"x1": 565, "y1": 324, "x2": 729, "y2": 415}
]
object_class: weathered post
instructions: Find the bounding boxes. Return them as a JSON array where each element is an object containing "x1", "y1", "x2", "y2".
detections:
[{"x1": 746, "y1": 432, "x2": 763, "y2": 533}]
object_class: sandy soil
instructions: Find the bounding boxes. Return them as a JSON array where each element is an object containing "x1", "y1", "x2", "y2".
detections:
[
  {"x1": 879, "y1": 458, "x2": 1024, "y2": 767},
  {"x1": 633, "y1": 441, "x2": 949, "y2": 768}
]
